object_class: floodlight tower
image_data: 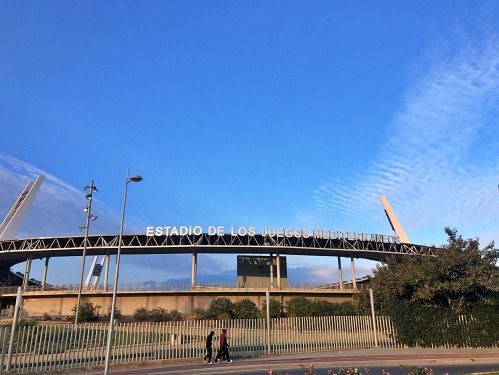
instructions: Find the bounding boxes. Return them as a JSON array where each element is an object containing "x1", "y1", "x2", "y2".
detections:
[
  {"x1": 379, "y1": 194, "x2": 410, "y2": 243},
  {"x1": 74, "y1": 180, "x2": 98, "y2": 328}
]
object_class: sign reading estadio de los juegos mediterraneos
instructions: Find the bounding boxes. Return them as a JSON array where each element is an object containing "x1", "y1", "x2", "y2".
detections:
[{"x1": 145, "y1": 226, "x2": 399, "y2": 243}]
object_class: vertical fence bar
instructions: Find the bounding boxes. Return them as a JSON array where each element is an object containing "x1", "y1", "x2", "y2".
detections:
[
  {"x1": 0, "y1": 327, "x2": 8, "y2": 373},
  {"x1": 135, "y1": 322, "x2": 140, "y2": 362},
  {"x1": 6, "y1": 287, "x2": 23, "y2": 373},
  {"x1": 54, "y1": 324, "x2": 63, "y2": 371},
  {"x1": 312, "y1": 316, "x2": 318, "y2": 352},
  {"x1": 304, "y1": 317, "x2": 309, "y2": 353},
  {"x1": 294, "y1": 317, "x2": 299, "y2": 353},
  {"x1": 280, "y1": 318, "x2": 289, "y2": 354},
  {"x1": 39, "y1": 324, "x2": 47, "y2": 372},
  {"x1": 126, "y1": 323, "x2": 132, "y2": 362},
  {"x1": 18, "y1": 325, "x2": 27, "y2": 372},
  {"x1": 88, "y1": 324, "x2": 95, "y2": 367},
  {"x1": 342, "y1": 316, "x2": 348, "y2": 349},
  {"x1": 328, "y1": 315, "x2": 334, "y2": 351},
  {"x1": 46, "y1": 324, "x2": 54, "y2": 372},
  {"x1": 362, "y1": 316, "x2": 369, "y2": 348},
  {"x1": 59, "y1": 325, "x2": 67, "y2": 370},
  {"x1": 354, "y1": 316, "x2": 360, "y2": 349}
]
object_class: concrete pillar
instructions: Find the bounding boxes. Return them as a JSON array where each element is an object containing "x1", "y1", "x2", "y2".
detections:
[
  {"x1": 23, "y1": 258, "x2": 32, "y2": 290},
  {"x1": 337, "y1": 256, "x2": 343, "y2": 290},
  {"x1": 269, "y1": 254, "x2": 274, "y2": 289},
  {"x1": 191, "y1": 252, "x2": 197, "y2": 289},
  {"x1": 41, "y1": 257, "x2": 49, "y2": 289},
  {"x1": 351, "y1": 257, "x2": 357, "y2": 289},
  {"x1": 276, "y1": 254, "x2": 281, "y2": 289},
  {"x1": 103, "y1": 255, "x2": 110, "y2": 291}
]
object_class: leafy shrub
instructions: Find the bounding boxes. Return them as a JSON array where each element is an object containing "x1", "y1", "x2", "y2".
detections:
[
  {"x1": 191, "y1": 308, "x2": 208, "y2": 320},
  {"x1": 206, "y1": 298, "x2": 234, "y2": 319},
  {"x1": 168, "y1": 309, "x2": 183, "y2": 321},
  {"x1": 41, "y1": 313, "x2": 65, "y2": 321},
  {"x1": 150, "y1": 307, "x2": 169, "y2": 322},
  {"x1": 287, "y1": 297, "x2": 314, "y2": 317},
  {"x1": 18, "y1": 319, "x2": 38, "y2": 327},
  {"x1": 105, "y1": 307, "x2": 122, "y2": 321},
  {"x1": 72, "y1": 302, "x2": 100, "y2": 322},
  {"x1": 261, "y1": 298, "x2": 286, "y2": 318},
  {"x1": 233, "y1": 299, "x2": 259, "y2": 319},
  {"x1": 133, "y1": 307, "x2": 150, "y2": 322}
]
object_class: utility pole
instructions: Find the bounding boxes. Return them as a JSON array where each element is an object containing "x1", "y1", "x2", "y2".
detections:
[{"x1": 75, "y1": 180, "x2": 98, "y2": 328}]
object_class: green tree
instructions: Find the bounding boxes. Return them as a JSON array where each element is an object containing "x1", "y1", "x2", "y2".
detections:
[
  {"x1": 191, "y1": 307, "x2": 208, "y2": 320},
  {"x1": 207, "y1": 298, "x2": 234, "y2": 319},
  {"x1": 261, "y1": 298, "x2": 286, "y2": 318},
  {"x1": 355, "y1": 228, "x2": 499, "y2": 346},
  {"x1": 168, "y1": 309, "x2": 183, "y2": 321},
  {"x1": 105, "y1": 306, "x2": 122, "y2": 321},
  {"x1": 72, "y1": 302, "x2": 100, "y2": 322},
  {"x1": 286, "y1": 297, "x2": 313, "y2": 317},
  {"x1": 233, "y1": 299, "x2": 259, "y2": 319},
  {"x1": 150, "y1": 307, "x2": 169, "y2": 322},
  {"x1": 360, "y1": 228, "x2": 499, "y2": 313},
  {"x1": 133, "y1": 307, "x2": 150, "y2": 322}
]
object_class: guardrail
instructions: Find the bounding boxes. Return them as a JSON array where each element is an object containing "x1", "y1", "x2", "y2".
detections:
[
  {"x1": 0, "y1": 316, "x2": 399, "y2": 373},
  {"x1": 0, "y1": 281, "x2": 369, "y2": 295}
]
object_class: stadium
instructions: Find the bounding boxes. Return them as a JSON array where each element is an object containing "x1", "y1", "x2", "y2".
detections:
[{"x1": 0, "y1": 175, "x2": 433, "y2": 318}]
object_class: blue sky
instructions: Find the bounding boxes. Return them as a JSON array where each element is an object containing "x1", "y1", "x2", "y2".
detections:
[{"x1": 1, "y1": 1, "x2": 499, "y2": 284}]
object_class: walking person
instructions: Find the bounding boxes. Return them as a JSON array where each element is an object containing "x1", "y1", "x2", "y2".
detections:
[
  {"x1": 215, "y1": 328, "x2": 232, "y2": 363},
  {"x1": 203, "y1": 331, "x2": 215, "y2": 364}
]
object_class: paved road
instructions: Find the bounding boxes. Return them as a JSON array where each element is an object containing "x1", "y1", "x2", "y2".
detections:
[{"x1": 79, "y1": 348, "x2": 499, "y2": 375}]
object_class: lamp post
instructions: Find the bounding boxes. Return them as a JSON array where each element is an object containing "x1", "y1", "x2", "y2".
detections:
[
  {"x1": 74, "y1": 180, "x2": 98, "y2": 328},
  {"x1": 104, "y1": 173, "x2": 142, "y2": 375}
]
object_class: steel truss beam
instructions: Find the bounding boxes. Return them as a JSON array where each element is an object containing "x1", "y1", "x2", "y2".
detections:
[{"x1": 0, "y1": 233, "x2": 435, "y2": 264}]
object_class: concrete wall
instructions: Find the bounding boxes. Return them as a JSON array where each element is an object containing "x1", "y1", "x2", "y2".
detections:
[{"x1": 21, "y1": 291, "x2": 354, "y2": 317}]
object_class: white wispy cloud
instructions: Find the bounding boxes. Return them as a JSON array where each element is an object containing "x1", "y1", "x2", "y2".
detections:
[
  {"x1": 314, "y1": 36, "x2": 499, "y2": 245},
  {"x1": 0, "y1": 152, "x2": 122, "y2": 237},
  {"x1": 0, "y1": 153, "x2": 236, "y2": 281}
]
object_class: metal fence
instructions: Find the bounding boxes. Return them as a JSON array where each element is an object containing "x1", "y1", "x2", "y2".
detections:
[
  {"x1": 0, "y1": 316, "x2": 396, "y2": 373},
  {"x1": 0, "y1": 314, "x2": 494, "y2": 373}
]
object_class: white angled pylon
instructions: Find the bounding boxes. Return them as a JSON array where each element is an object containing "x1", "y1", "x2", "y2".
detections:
[
  {"x1": 0, "y1": 175, "x2": 44, "y2": 240},
  {"x1": 379, "y1": 194, "x2": 410, "y2": 244}
]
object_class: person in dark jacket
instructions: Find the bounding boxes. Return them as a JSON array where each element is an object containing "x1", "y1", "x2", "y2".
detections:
[
  {"x1": 215, "y1": 328, "x2": 232, "y2": 363},
  {"x1": 203, "y1": 331, "x2": 215, "y2": 364}
]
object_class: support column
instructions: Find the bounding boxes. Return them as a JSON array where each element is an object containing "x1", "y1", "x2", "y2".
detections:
[
  {"x1": 191, "y1": 252, "x2": 197, "y2": 289},
  {"x1": 103, "y1": 254, "x2": 110, "y2": 291},
  {"x1": 276, "y1": 253, "x2": 281, "y2": 289},
  {"x1": 351, "y1": 257, "x2": 357, "y2": 289},
  {"x1": 41, "y1": 257, "x2": 49, "y2": 290},
  {"x1": 266, "y1": 289, "x2": 271, "y2": 354},
  {"x1": 269, "y1": 254, "x2": 274, "y2": 289},
  {"x1": 22, "y1": 258, "x2": 32, "y2": 290},
  {"x1": 337, "y1": 256, "x2": 343, "y2": 290}
]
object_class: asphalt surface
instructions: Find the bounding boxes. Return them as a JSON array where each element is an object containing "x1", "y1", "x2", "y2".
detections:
[{"x1": 78, "y1": 348, "x2": 499, "y2": 375}]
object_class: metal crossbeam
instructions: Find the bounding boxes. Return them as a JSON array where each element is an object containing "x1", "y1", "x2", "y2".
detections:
[{"x1": 0, "y1": 233, "x2": 435, "y2": 264}]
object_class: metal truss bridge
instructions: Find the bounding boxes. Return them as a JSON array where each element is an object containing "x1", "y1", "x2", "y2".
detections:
[{"x1": 0, "y1": 232, "x2": 435, "y2": 267}]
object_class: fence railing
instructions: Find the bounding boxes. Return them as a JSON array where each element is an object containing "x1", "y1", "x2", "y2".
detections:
[
  {"x1": 0, "y1": 281, "x2": 368, "y2": 295},
  {"x1": 0, "y1": 314, "x2": 495, "y2": 373},
  {"x1": 0, "y1": 316, "x2": 396, "y2": 373}
]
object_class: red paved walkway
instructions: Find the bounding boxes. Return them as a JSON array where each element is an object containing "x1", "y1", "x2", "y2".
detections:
[{"x1": 77, "y1": 349, "x2": 499, "y2": 375}]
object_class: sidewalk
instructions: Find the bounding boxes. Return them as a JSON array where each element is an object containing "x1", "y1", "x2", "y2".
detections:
[{"x1": 76, "y1": 348, "x2": 499, "y2": 375}]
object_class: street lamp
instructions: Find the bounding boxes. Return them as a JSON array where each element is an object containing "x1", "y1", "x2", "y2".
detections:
[
  {"x1": 74, "y1": 180, "x2": 98, "y2": 328},
  {"x1": 104, "y1": 173, "x2": 142, "y2": 375}
]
